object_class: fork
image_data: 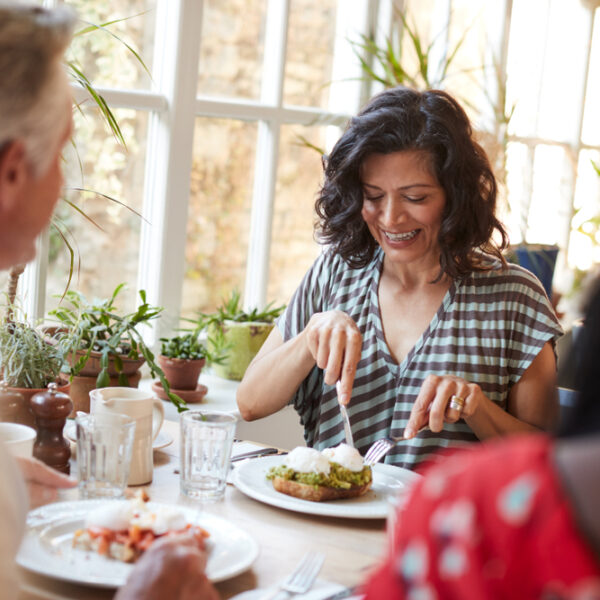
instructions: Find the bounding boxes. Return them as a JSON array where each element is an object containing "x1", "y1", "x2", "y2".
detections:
[
  {"x1": 259, "y1": 551, "x2": 325, "y2": 600},
  {"x1": 364, "y1": 426, "x2": 428, "y2": 466}
]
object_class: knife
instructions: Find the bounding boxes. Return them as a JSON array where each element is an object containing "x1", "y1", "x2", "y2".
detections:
[
  {"x1": 230, "y1": 447, "x2": 281, "y2": 462},
  {"x1": 336, "y1": 381, "x2": 354, "y2": 447}
]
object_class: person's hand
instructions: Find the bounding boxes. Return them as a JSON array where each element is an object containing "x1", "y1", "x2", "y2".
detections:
[
  {"x1": 403, "y1": 374, "x2": 485, "y2": 438},
  {"x1": 114, "y1": 532, "x2": 219, "y2": 600},
  {"x1": 15, "y1": 456, "x2": 77, "y2": 508},
  {"x1": 303, "y1": 310, "x2": 362, "y2": 403}
]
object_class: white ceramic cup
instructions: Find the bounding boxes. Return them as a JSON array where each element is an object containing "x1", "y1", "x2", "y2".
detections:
[
  {"x1": 0, "y1": 422, "x2": 36, "y2": 458},
  {"x1": 89, "y1": 387, "x2": 165, "y2": 485}
]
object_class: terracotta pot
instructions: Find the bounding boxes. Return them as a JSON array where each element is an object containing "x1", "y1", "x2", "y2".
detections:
[
  {"x1": 0, "y1": 380, "x2": 70, "y2": 428},
  {"x1": 158, "y1": 355, "x2": 206, "y2": 391},
  {"x1": 70, "y1": 348, "x2": 146, "y2": 377},
  {"x1": 66, "y1": 349, "x2": 145, "y2": 416}
]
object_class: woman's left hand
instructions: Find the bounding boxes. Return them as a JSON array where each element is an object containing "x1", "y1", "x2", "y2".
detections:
[{"x1": 403, "y1": 374, "x2": 485, "y2": 438}]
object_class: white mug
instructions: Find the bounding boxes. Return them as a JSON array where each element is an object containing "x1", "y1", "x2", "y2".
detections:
[
  {"x1": 89, "y1": 387, "x2": 164, "y2": 485},
  {"x1": 0, "y1": 422, "x2": 36, "y2": 458}
]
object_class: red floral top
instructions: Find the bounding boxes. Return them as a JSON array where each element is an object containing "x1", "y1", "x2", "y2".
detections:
[{"x1": 364, "y1": 435, "x2": 600, "y2": 600}]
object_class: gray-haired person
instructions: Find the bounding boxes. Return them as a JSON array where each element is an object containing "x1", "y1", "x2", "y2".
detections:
[{"x1": 0, "y1": 5, "x2": 218, "y2": 599}]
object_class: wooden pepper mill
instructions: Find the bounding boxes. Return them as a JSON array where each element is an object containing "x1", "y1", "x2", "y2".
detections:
[{"x1": 30, "y1": 382, "x2": 73, "y2": 474}]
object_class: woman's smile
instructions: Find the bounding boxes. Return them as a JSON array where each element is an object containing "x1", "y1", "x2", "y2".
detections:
[{"x1": 360, "y1": 150, "x2": 446, "y2": 268}]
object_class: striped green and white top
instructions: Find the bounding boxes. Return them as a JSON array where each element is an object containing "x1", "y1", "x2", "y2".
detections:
[{"x1": 278, "y1": 247, "x2": 563, "y2": 470}]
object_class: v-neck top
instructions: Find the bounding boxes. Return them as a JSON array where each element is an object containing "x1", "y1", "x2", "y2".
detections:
[{"x1": 278, "y1": 248, "x2": 563, "y2": 470}]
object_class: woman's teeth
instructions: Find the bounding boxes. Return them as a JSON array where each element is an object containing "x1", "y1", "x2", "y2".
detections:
[{"x1": 384, "y1": 230, "x2": 418, "y2": 242}]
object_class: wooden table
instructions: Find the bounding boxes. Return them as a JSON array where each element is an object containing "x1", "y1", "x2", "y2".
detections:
[{"x1": 18, "y1": 420, "x2": 387, "y2": 600}]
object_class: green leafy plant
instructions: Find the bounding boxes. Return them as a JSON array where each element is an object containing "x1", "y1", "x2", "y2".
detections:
[
  {"x1": 350, "y1": 9, "x2": 472, "y2": 92},
  {"x1": 0, "y1": 320, "x2": 64, "y2": 389},
  {"x1": 159, "y1": 329, "x2": 225, "y2": 365},
  {"x1": 193, "y1": 290, "x2": 286, "y2": 379},
  {"x1": 199, "y1": 289, "x2": 286, "y2": 326},
  {"x1": 49, "y1": 283, "x2": 186, "y2": 411}
]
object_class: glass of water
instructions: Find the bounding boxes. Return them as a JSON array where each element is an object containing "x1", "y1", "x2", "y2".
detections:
[
  {"x1": 180, "y1": 410, "x2": 236, "y2": 502},
  {"x1": 76, "y1": 412, "x2": 136, "y2": 499}
]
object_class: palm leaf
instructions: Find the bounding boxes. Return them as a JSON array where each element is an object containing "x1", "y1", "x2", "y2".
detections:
[{"x1": 74, "y1": 16, "x2": 152, "y2": 80}]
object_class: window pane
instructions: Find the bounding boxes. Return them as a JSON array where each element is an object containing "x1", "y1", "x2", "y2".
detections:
[
  {"x1": 181, "y1": 118, "x2": 258, "y2": 319},
  {"x1": 508, "y1": 0, "x2": 590, "y2": 142},
  {"x1": 506, "y1": 0, "x2": 547, "y2": 139},
  {"x1": 47, "y1": 107, "x2": 148, "y2": 313},
  {"x1": 446, "y1": 2, "x2": 505, "y2": 128},
  {"x1": 283, "y1": 0, "x2": 338, "y2": 108},
  {"x1": 268, "y1": 125, "x2": 323, "y2": 304},
  {"x1": 527, "y1": 145, "x2": 572, "y2": 245},
  {"x1": 570, "y1": 150, "x2": 600, "y2": 270},
  {"x1": 505, "y1": 141, "x2": 531, "y2": 244},
  {"x1": 536, "y1": 0, "x2": 590, "y2": 143},
  {"x1": 582, "y1": 7, "x2": 600, "y2": 146},
  {"x1": 197, "y1": 0, "x2": 265, "y2": 100},
  {"x1": 65, "y1": 0, "x2": 155, "y2": 90}
]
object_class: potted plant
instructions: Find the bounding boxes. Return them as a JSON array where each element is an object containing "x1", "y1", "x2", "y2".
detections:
[
  {"x1": 153, "y1": 329, "x2": 224, "y2": 403},
  {"x1": 0, "y1": 319, "x2": 69, "y2": 428},
  {"x1": 48, "y1": 283, "x2": 186, "y2": 413},
  {"x1": 199, "y1": 290, "x2": 285, "y2": 381}
]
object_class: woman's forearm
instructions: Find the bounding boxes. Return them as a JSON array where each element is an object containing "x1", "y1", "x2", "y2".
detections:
[
  {"x1": 236, "y1": 329, "x2": 316, "y2": 421},
  {"x1": 464, "y1": 397, "x2": 545, "y2": 440}
]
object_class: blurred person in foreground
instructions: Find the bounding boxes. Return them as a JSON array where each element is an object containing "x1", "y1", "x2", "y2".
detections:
[
  {"x1": 364, "y1": 278, "x2": 600, "y2": 598},
  {"x1": 0, "y1": 4, "x2": 216, "y2": 599},
  {"x1": 238, "y1": 86, "x2": 562, "y2": 470}
]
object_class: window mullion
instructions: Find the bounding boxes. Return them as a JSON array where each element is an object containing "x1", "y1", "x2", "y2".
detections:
[
  {"x1": 243, "y1": 0, "x2": 290, "y2": 312},
  {"x1": 137, "y1": 0, "x2": 204, "y2": 342}
]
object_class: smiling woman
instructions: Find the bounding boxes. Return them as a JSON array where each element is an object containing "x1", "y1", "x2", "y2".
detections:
[{"x1": 237, "y1": 86, "x2": 563, "y2": 471}]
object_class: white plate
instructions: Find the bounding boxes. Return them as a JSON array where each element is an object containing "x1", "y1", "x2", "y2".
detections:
[
  {"x1": 64, "y1": 420, "x2": 173, "y2": 450},
  {"x1": 231, "y1": 456, "x2": 421, "y2": 519},
  {"x1": 17, "y1": 500, "x2": 259, "y2": 588}
]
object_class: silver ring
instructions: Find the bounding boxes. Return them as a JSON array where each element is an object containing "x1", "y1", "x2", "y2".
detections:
[{"x1": 448, "y1": 395, "x2": 465, "y2": 411}]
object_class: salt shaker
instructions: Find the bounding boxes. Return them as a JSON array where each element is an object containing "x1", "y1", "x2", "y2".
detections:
[{"x1": 30, "y1": 382, "x2": 73, "y2": 474}]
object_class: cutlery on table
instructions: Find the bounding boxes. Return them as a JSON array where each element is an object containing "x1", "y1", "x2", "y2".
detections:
[
  {"x1": 259, "y1": 551, "x2": 325, "y2": 600},
  {"x1": 336, "y1": 381, "x2": 354, "y2": 447},
  {"x1": 230, "y1": 447, "x2": 281, "y2": 462},
  {"x1": 364, "y1": 426, "x2": 428, "y2": 466}
]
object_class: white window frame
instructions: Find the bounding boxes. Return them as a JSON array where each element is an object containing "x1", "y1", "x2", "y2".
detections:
[{"x1": 21, "y1": 0, "x2": 600, "y2": 338}]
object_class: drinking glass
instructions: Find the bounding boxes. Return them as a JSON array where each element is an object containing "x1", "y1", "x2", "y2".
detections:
[
  {"x1": 76, "y1": 412, "x2": 136, "y2": 499},
  {"x1": 180, "y1": 410, "x2": 236, "y2": 502}
]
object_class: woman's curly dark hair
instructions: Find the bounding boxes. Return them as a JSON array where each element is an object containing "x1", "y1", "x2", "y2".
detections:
[{"x1": 315, "y1": 86, "x2": 508, "y2": 279}]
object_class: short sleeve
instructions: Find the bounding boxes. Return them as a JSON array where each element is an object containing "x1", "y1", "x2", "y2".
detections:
[{"x1": 502, "y1": 265, "x2": 563, "y2": 382}]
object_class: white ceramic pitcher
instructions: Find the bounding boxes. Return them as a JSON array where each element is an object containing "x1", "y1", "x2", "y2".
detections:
[{"x1": 89, "y1": 387, "x2": 164, "y2": 485}]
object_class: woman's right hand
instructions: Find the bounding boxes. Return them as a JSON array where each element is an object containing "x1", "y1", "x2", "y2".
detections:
[{"x1": 303, "y1": 310, "x2": 362, "y2": 404}]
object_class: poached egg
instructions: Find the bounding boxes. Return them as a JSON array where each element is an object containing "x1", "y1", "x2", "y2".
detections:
[
  {"x1": 85, "y1": 497, "x2": 188, "y2": 535},
  {"x1": 322, "y1": 443, "x2": 365, "y2": 472},
  {"x1": 284, "y1": 447, "x2": 331, "y2": 474}
]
